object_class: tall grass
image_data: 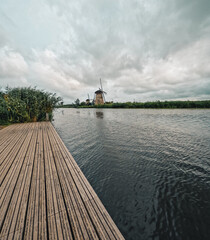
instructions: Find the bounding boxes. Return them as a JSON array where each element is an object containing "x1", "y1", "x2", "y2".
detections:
[{"x1": 0, "y1": 87, "x2": 62, "y2": 125}]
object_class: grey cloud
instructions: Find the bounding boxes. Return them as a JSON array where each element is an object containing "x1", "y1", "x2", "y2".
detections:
[
  {"x1": 0, "y1": 0, "x2": 210, "y2": 102},
  {"x1": 0, "y1": 47, "x2": 28, "y2": 78}
]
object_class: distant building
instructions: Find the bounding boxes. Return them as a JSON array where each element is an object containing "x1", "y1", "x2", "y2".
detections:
[
  {"x1": 86, "y1": 98, "x2": 90, "y2": 105},
  {"x1": 94, "y1": 79, "x2": 107, "y2": 105},
  {"x1": 94, "y1": 90, "x2": 105, "y2": 105},
  {"x1": 86, "y1": 94, "x2": 91, "y2": 105}
]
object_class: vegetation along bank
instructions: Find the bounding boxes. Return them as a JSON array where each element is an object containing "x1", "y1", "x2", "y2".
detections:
[
  {"x1": 0, "y1": 87, "x2": 62, "y2": 125},
  {"x1": 60, "y1": 100, "x2": 210, "y2": 109}
]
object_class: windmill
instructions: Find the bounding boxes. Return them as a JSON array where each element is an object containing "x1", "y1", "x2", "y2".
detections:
[
  {"x1": 86, "y1": 94, "x2": 91, "y2": 105},
  {"x1": 94, "y1": 79, "x2": 107, "y2": 105}
]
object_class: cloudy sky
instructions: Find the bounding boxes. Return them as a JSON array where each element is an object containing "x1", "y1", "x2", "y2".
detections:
[{"x1": 0, "y1": 0, "x2": 210, "y2": 103}]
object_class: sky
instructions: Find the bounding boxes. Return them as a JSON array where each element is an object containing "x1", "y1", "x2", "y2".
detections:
[{"x1": 0, "y1": 0, "x2": 210, "y2": 103}]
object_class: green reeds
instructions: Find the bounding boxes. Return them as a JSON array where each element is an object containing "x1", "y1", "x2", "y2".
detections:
[{"x1": 0, "y1": 87, "x2": 62, "y2": 124}]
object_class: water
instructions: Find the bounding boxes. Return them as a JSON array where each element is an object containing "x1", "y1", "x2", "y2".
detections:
[{"x1": 53, "y1": 108, "x2": 210, "y2": 240}]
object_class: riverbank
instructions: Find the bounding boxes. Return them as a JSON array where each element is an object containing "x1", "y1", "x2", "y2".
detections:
[{"x1": 58, "y1": 100, "x2": 210, "y2": 109}]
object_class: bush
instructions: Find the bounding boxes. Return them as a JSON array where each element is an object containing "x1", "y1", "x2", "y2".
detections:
[{"x1": 0, "y1": 87, "x2": 62, "y2": 124}]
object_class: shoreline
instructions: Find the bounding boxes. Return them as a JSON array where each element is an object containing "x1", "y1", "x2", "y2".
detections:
[{"x1": 57, "y1": 107, "x2": 210, "y2": 110}]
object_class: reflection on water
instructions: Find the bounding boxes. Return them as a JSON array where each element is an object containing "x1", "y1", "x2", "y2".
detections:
[
  {"x1": 96, "y1": 111, "x2": 104, "y2": 119},
  {"x1": 53, "y1": 108, "x2": 210, "y2": 240}
]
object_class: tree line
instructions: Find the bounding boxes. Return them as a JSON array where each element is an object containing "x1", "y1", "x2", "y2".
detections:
[
  {"x1": 0, "y1": 87, "x2": 62, "y2": 125},
  {"x1": 60, "y1": 100, "x2": 210, "y2": 109},
  {"x1": 98, "y1": 100, "x2": 210, "y2": 108}
]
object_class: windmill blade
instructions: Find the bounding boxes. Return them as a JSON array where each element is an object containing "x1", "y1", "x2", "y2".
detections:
[
  {"x1": 103, "y1": 92, "x2": 106, "y2": 103},
  {"x1": 103, "y1": 91, "x2": 107, "y2": 94},
  {"x1": 100, "y1": 78, "x2": 103, "y2": 90}
]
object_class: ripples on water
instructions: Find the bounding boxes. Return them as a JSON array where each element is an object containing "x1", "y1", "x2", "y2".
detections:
[{"x1": 53, "y1": 109, "x2": 210, "y2": 240}]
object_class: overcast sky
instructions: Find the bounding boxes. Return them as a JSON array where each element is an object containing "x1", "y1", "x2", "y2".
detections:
[{"x1": 0, "y1": 0, "x2": 210, "y2": 103}]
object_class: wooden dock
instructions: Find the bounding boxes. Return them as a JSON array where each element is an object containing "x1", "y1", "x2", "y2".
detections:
[{"x1": 0, "y1": 122, "x2": 124, "y2": 240}]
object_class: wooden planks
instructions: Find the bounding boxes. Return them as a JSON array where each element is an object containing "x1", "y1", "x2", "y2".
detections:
[{"x1": 0, "y1": 122, "x2": 124, "y2": 240}]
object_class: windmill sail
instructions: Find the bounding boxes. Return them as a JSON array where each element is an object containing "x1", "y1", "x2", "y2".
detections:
[{"x1": 100, "y1": 78, "x2": 103, "y2": 91}]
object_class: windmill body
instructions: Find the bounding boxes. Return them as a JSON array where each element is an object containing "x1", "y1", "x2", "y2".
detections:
[
  {"x1": 86, "y1": 98, "x2": 90, "y2": 105},
  {"x1": 94, "y1": 89, "x2": 104, "y2": 105},
  {"x1": 94, "y1": 79, "x2": 107, "y2": 105},
  {"x1": 86, "y1": 94, "x2": 91, "y2": 105}
]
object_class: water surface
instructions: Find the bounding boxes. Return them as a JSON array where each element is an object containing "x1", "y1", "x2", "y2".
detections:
[{"x1": 53, "y1": 109, "x2": 210, "y2": 240}]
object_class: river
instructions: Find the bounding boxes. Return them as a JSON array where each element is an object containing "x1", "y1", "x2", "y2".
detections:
[{"x1": 53, "y1": 108, "x2": 210, "y2": 240}]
